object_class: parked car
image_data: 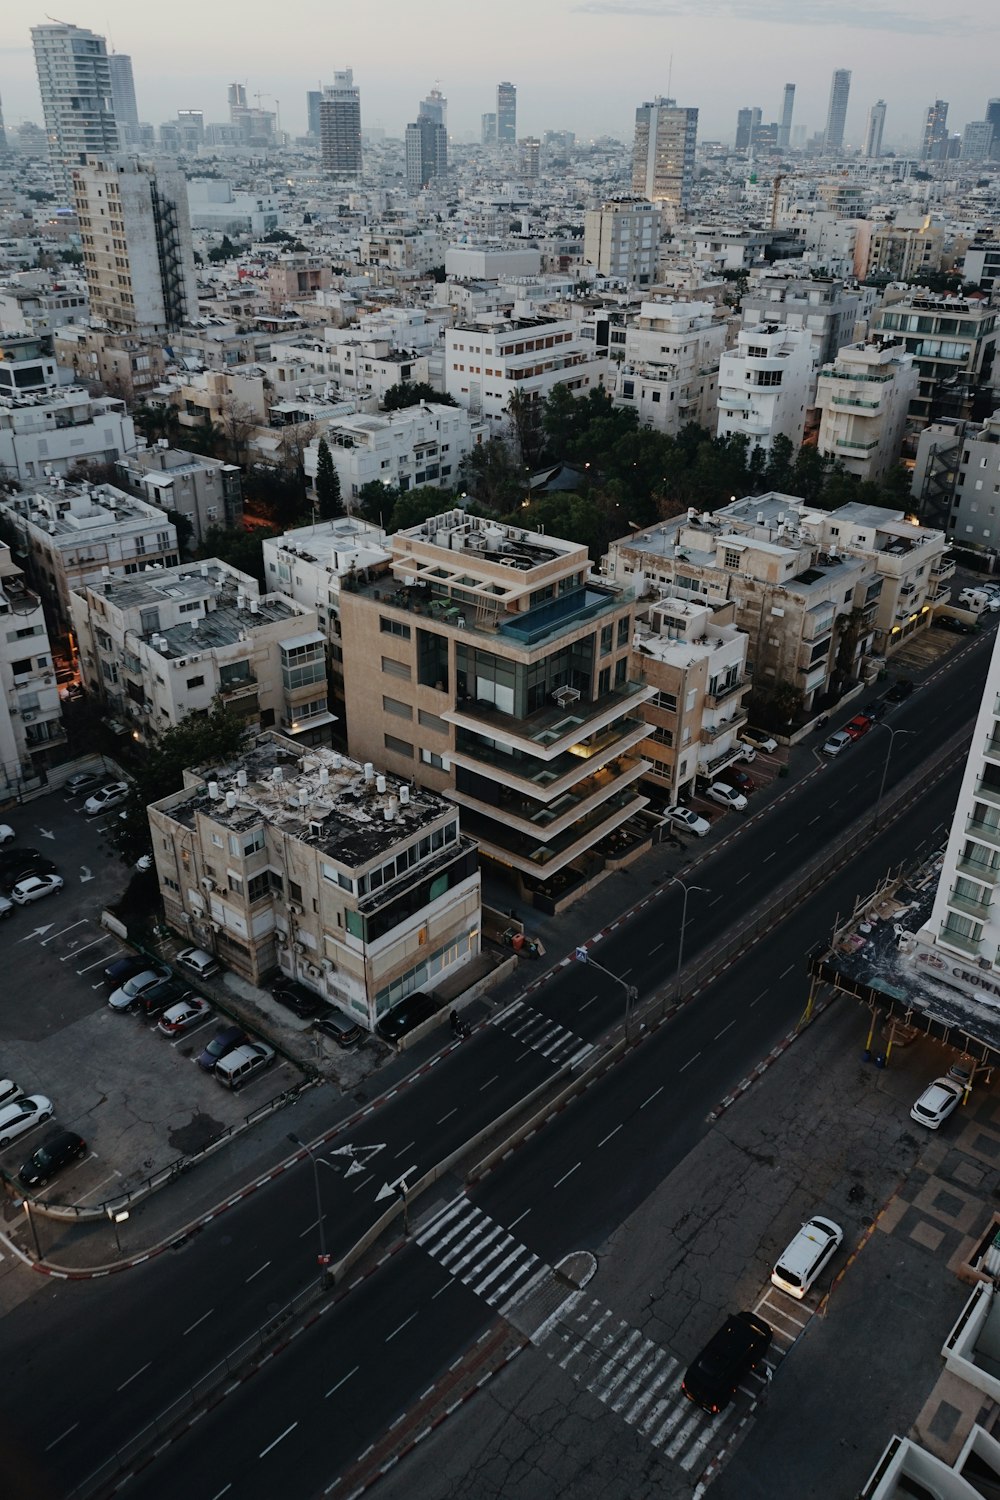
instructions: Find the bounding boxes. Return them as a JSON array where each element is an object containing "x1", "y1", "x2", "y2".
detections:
[
  {"x1": 885, "y1": 678, "x2": 914, "y2": 703},
  {"x1": 314, "y1": 1012, "x2": 364, "y2": 1049},
  {"x1": 271, "y1": 976, "x2": 326, "y2": 1019},
  {"x1": 157, "y1": 996, "x2": 212, "y2": 1037},
  {"x1": 107, "y1": 965, "x2": 172, "y2": 1012},
  {"x1": 103, "y1": 952, "x2": 153, "y2": 989},
  {"x1": 665, "y1": 805, "x2": 711, "y2": 838},
  {"x1": 197, "y1": 1024, "x2": 247, "y2": 1072},
  {"x1": 822, "y1": 730, "x2": 852, "y2": 757},
  {"x1": 175, "y1": 946, "x2": 220, "y2": 981},
  {"x1": 0, "y1": 824, "x2": 14, "y2": 844},
  {"x1": 862, "y1": 700, "x2": 887, "y2": 722},
  {"x1": 771, "y1": 1216, "x2": 843, "y2": 1299},
  {"x1": 376, "y1": 991, "x2": 440, "y2": 1044},
  {"x1": 132, "y1": 976, "x2": 190, "y2": 1020},
  {"x1": 83, "y1": 781, "x2": 130, "y2": 816},
  {"x1": 933, "y1": 613, "x2": 976, "y2": 635},
  {"x1": 10, "y1": 873, "x2": 64, "y2": 905},
  {"x1": 843, "y1": 714, "x2": 872, "y2": 741},
  {"x1": 64, "y1": 771, "x2": 103, "y2": 796},
  {"x1": 0, "y1": 849, "x2": 56, "y2": 890},
  {"x1": 910, "y1": 1076, "x2": 963, "y2": 1129},
  {"x1": 214, "y1": 1041, "x2": 276, "y2": 1090},
  {"x1": 0, "y1": 1078, "x2": 20, "y2": 1108},
  {"x1": 704, "y1": 782, "x2": 748, "y2": 813},
  {"x1": 719, "y1": 766, "x2": 755, "y2": 796},
  {"x1": 739, "y1": 728, "x2": 778, "y2": 754},
  {"x1": 0, "y1": 895, "x2": 12, "y2": 921},
  {"x1": 18, "y1": 1130, "x2": 87, "y2": 1188},
  {"x1": 0, "y1": 1094, "x2": 54, "y2": 1148},
  {"x1": 681, "y1": 1311, "x2": 773, "y2": 1415}
]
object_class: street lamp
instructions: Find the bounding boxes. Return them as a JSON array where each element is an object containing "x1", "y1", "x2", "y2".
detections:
[
  {"x1": 19, "y1": 1198, "x2": 41, "y2": 1260},
  {"x1": 667, "y1": 876, "x2": 709, "y2": 999},
  {"x1": 107, "y1": 1206, "x2": 129, "y2": 1256},
  {"x1": 872, "y1": 723, "x2": 913, "y2": 831},
  {"x1": 575, "y1": 947, "x2": 639, "y2": 1037},
  {"x1": 288, "y1": 1133, "x2": 330, "y2": 1276}
]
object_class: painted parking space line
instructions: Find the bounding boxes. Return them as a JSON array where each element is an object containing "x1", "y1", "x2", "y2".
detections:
[
  {"x1": 77, "y1": 953, "x2": 116, "y2": 974},
  {"x1": 44, "y1": 1422, "x2": 79, "y2": 1452},
  {"x1": 74, "y1": 1168, "x2": 120, "y2": 1204},
  {"x1": 117, "y1": 1362, "x2": 151, "y2": 1392},
  {"x1": 60, "y1": 934, "x2": 112, "y2": 960},
  {"x1": 41, "y1": 920, "x2": 87, "y2": 945}
]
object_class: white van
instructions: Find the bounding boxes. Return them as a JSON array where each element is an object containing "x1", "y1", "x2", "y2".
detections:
[
  {"x1": 214, "y1": 1041, "x2": 275, "y2": 1090},
  {"x1": 957, "y1": 587, "x2": 994, "y2": 615}
]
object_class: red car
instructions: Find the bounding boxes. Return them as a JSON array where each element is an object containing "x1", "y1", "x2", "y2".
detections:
[
  {"x1": 719, "y1": 766, "x2": 755, "y2": 796},
  {"x1": 844, "y1": 714, "x2": 872, "y2": 741}
]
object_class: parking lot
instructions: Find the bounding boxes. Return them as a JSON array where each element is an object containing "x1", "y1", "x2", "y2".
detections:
[
  {"x1": 0, "y1": 781, "x2": 305, "y2": 1210},
  {"x1": 686, "y1": 738, "x2": 787, "y2": 824}
]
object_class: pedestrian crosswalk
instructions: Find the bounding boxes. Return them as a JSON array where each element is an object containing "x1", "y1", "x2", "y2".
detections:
[
  {"x1": 490, "y1": 998, "x2": 594, "y2": 1070},
  {"x1": 415, "y1": 1194, "x2": 779, "y2": 1479}
]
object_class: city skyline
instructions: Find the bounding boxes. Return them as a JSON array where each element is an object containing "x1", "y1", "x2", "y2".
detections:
[{"x1": 1, "y1": 0, "x2": 997, "y2": 147}]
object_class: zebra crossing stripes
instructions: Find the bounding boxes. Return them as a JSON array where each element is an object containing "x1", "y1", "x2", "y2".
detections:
[
  {"x1": 415, "y1": 1199, "x2": 547, "y2": 1314},
  {"x1": 491, "y1": 998, "x2": 594, "y2": 1069}
]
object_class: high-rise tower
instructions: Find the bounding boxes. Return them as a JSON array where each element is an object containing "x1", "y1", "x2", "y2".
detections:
[
  {"x1": 319, "y1": 70, "x2": 362, "y2": 176},
  {"x1": 107, "y1": 53, "x2": 138, "y2": 143},
  {"x1": 419, "y1": 88, "x2": 447, "y2": 130},
  {"x1": 864, "y1": 100, "x2": 887, "y2": 159},
  {"x1": 405, "y1": 117, "x2": 447, "y2": 192},
  {"x1": 921, "y1": 100, "x2": 949, "y2": 161},
  {"x1": 632, "y1": 98, "x2": 698, "y2": 219},
  {"x1": 496, "y1": 82, "x2": 517, "y2": 144},
  {"x1": 778, "y1": 84, "x2": 795, "y2": 150},
  {"x1": 984, "y1": 98, "x2": 1000, "y2": 159},
  {"x1": 824, "y1": 68, "x2": 851, "y2": 150},
  {"x1": 31, "y1": 22, "x2": 119, "y2": 200}
]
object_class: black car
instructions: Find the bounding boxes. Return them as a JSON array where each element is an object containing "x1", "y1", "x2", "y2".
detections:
[
  {"x1": 682, "y1": 1311, "x2": 772, "y2": 1415},
  {"x1": 103, "y1": 952, "x2": 153, "y2": 989},
  {"x1": 375, "y1": 992, "x2": 439, "y2": 1044},
  {"x1": 133, "y1": 976, "x2": 190, "y2": 1020},
  {"x1": 933, "y1": 614, "x2": 976, "y2": 634},
  {"x1": 197, "y1": 1024, "x2": 247, "y2": 1071},
  {"x1": 885, "y1": 678, "x2": 914, "y2": 702},
  {"x1": 18, "y1": 1130, "x2": 88, "y2": 1188},
  {"x1": 0, "y1": 848, "x2": 57, "y2": 890},
  {"x1": 314, "y1": 1012, "x2": 364, "y2": 1048},
  {"x1": 271, "y1": 976, "x2": 326, "y2": 1019}
]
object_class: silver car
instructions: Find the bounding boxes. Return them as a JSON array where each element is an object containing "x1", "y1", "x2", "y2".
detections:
[{"x1": 0, "y1": 1094, "x2": 54, "y2": 1148}]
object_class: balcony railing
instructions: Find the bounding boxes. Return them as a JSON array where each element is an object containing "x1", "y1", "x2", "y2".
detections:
[
  {"x1": 966, "y1": 816, "x2": 1000, "y2": 849},
  {"x1": 828, "y1": 394, "x2": 882, "y2": 410},
  {"x1": 938, "y1": 924, "x2": 982, "y2": 957},
  {"x1": 946, "y1": 887, "x2": 993, "y2": 920},
  {"x1": 704, "y1": 677, "x2": 750, "y2": 707},
  {"x1": 956, "y1": 856, "x2": 1000, "y2": 885},
  {"x1": 834, "y1": 436, "x2": 880, "y2": 452}
]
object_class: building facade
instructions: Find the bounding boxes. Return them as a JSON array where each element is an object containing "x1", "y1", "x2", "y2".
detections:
[
  {"x1": 613, "y1": 299, "x2": 727, "y2": 436},
  {"x1": 911, "y1": 414, "x2": 1000, "y2": 544},
  {"x1": 496, "y1": 82, "x2": 517, "y2": 144},
  {"x1": 815, "y1": 337, "x2": 918, "y2": 483},
  {"x1": 304, "y1": 404, "x2": 486, "y2": 501},
  {"x1": 873, "y1": 293, "x2": 998, "y2": 426},
  {"x1": 114, "y1": 446, "x2": 244, "y2": 546},
  {"x1": 0, "y1": 382, "x2": 135, "y2": 484},
  {"x1": 716, "y1": 325, "x2": 815, "y2": 455},
  {"x1": 320, "y1": 71, "x2": 362, "y2": 176},
  {"x1": 0, "y1": 542, "x2": 64, "y2": 788},
  {"x1": 631, "y1": 99, "x2": 698, "y2": 220},
  {"x1": 444, "y1": 315, "x2": 608, "y2": 427},
  {"x1": 864, "y1": 101, "x2": 887, "y2": 159},
  {"x1": 31, "y1": 22, "x2": 118, "y2": 199},
  {"x1": 824, "y1": 69, "x2": 852, "y2": 150},
  {"x1": 922, "y1": 100, "x2": 950, "y2": 161},
  {"x1": 583, "y1": 197, "x2": 661, "y2": 285},
  {"x1": 405, "y1": 117, "x2": 447, "y2": 193},
  {"x1": 149, "y1": 734, "x2": 481, "y2": 1024}
]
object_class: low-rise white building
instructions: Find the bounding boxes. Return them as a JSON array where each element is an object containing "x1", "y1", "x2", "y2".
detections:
[
  {"x1": 70, "y1": 560, "x2": 334, "y2": 746},
  {"x1": 444, "y1": 245, "x2": 542, "y2": 280},
  {"x1": 0, "y1": 383, "x2": 135, "y2": 484},
  {"x1": 816, "y1": 336, "x2": 918, "y2": 483},
  {"x1": 0, "y1": 542, "x2": 64, "y2": 790},
  {"x1": 114, "y1": 445, "x2": 244, "y2": 546},
  {"x1": 583, "y1": 198, "x2": 661, "y2": 285},
  {"x1": 716, "y1": 324, "x2": 815, "y2": 455},
  {"x1": 613, "y1": 299, "x2": 728, "y2": 435},
  {"x1": 445, "y1": 315, "x2": 608, "y2": 428},
  {"x1": 304, "y1": 403, "x2": 487, "y2": 502}
]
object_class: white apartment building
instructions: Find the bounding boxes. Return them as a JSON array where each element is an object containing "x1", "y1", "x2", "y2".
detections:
[
  {"x1": 0, "y1": 383, "x2": 135, "y2": 483},
  {"x1": 445, "y1": 246, "x2": 542, "y2": 280},
  {"x1": 186, "y1": 178, "x2": 283, "y2": 236},
  {"x1": 914, "y1": 628, "x2": 1000, "y2": 976},
  {"x1": 613, "y1": 300, "x2": 728, "y2": 436},
  {"x1": 0, "y1": 480, "x2": 179, "y2": 626},
  {"x1": 73, "y1": 155, "x2": 199, "y2": 336},
  {"x1": 583, "y1": 198, "x2": 661, "y2": 285},
  {"x1": 70, "y1": 561, "x2": 333, "y2": 746},
  {"x1": 303, "y1": 404, "x2": 487, "y2": 502},
  {"x1": 360, "y1": 227, "x2": 444, "y2": 278},
  {"x1": 911, "y1": 413, "x2": 1000, "y2": 541},
  {"x1": 816, "y1": 337, "x2": 918, "y2": 483},
  {"x1": 873, "y1": 293, "x2": 999, "y2": 426},
  {"x1": 632, "y1": 595, "x2": 751, "y2": 802},
  {"x1": 0, "y1": 276, "x2": 88, "y2": 337},
  {"x1": 445, "y1": 315, "x2": 608, "y2": 427},
  {"x1": 740, "y1": 273, "x2": 870, "y2": 368},
  {"x1": 0, "y1": 543, "x2": 64, "y2": 790},
  {"x1": 716, "y1": 325, "x2": 815, "y2": 455},
  {"x1": 30, "y1": 22, "x2": 119, "y2": 200},
  {"x1": 148, "y1": 734, "x2": 481, "y2": 1025}
]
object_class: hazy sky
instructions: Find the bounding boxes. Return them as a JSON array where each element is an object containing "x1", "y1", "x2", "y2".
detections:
[{"x1": 1, "y1": 0, "x2": 995, "y2": 150}]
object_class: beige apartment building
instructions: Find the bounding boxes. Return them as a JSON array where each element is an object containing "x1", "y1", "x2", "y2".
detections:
[
  {"x1": 149, "y1": 734, "x2": 481, "y2": 1026},
  {"x1": 339, "y1": 511, "x2": 654, "y2": 893},
  {"x1": 815, "y1": 336, "x2": 918, "y2": 483}
]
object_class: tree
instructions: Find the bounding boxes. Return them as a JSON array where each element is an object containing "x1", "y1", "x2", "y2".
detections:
[
  {"x1": 383, "y1": 381, "x2": 456, "y2": 411},
  {"x1": 315, "y1": 437, "x2": 344, "y2": 520},
  {"x1": 388, "y1": 486, "x2": 456, "y2": 532},
  {"x1": 165, "y1": 508, "x2": 194, "y2": 554},
  {"x1": 207, "y1": 234, "x2": 240, "y2": 263},
  {"x1": 356, "y1": 481, "x2": 399, "y2": 528},
  {"x1": 506, "y1": 390, "x2": 545, "y2": 470},
  {"x1": 218, "y1": 396, "x2": 257, "y2": 468},
  {"x1": 457, "y1": 439, "x2": 524, "y2": 510},
  {"x1": 196, "y1": 525, "x2": 276, "y2": 586},
  {"x1": 243, "y1": 463, "x2": 308, "y2": 529}
]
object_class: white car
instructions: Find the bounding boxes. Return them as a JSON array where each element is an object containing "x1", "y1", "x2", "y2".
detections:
[
  {"x1": 771, "y1": 1216, "x2": 843, "y2": 1299},
  {"x1": 666, "y1": 805, "x2": 711, "y2": 838},
  {"x1": 0, "y1": 1079, "x2": 20, "y2": 1108},
  {"x1": 157, "y1": 996, "x2": 212, "y2": 1037},
  {"x1": 84, "y1": 781, "x2": 130, "y2": 816},
  {"x1": 0, "y1": 823, "x2": 14, "y2": 844},
  {"x1": 705, "y1": 782, "x2": 748, "y2": 813},
  {"x1": 740, "y1": 728, "x2": 778, "y2": 754},
  {"x1": 10, "y1": 873, "x2": 63, "y2": 905},
  {"x1": 0, "y1": 895, "x2": 13, "y2": 920},
  {"x1": 910, "y1": 1077, "x2": 963, "y2": 1129},
  {"x1": 0, "y1": 1094, "x2": 54, "y2": 1148},
  {"x1": 822, "y1": 731, "x2": 852, "y2": 757}
]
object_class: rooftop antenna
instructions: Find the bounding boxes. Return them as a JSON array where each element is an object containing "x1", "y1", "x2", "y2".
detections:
[{"x1": 666, "y1": 54, "x2": 673, "y2": 102}]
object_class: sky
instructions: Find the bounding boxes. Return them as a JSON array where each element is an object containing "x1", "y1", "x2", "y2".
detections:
[{"x1": 1, "y1": 0, "x2": 996, "y2": 151}]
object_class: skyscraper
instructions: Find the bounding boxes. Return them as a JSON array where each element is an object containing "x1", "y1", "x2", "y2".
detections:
[
  {"x1": 921, "y1": 100, "x2": 949, "y2": 161},
  {"x1": 778, "y1": 84, "x2": 795, "y2": 150},
  {"x1": 735, "y1": 107, "x2": 761, "y2": 151},
  {"x1": 405, "y1": 116, "x2": 447, "y2": 192},
  {"x1": 419, "y1": 88, "x2": 447, "y2": 130},
  {"x1": 0, "y1": 94, "x2": 7, "y2": 156},
  {"x1": 107, "y1": 53, "x2": 138, "y2": 147},
  {"x1": 481, "y1": 113, "x2": 497, "y2": 147},
  {"x1": 824, "y1": 68, "x2": 851, "y2": 150},
  {"x1": 227, "y1": 83, "x2": 247, "y2": 117},
  {"x1": 306, "y1": 90, "x2": 323, "y2": 138},
  {"x1": 319, "y1": 70, "x2": 362, "y2": 176},
  {"x1": 985, "y1": 98, "x2": 1000, "y2": 159},
  {"x1": 632, "y1": 98, "x2": 698, "y2": 219},
  {"x1": 496, "y1": 82, "x2": 516, "y2": 144},
  {"x1": 31, "y1": 22, "x2": 119, "y2": 200},
  {"x1": 961, "y1": 121, "x2": 995, "y2": 163},
  {"x1": 864, "y1": 100, "x2": 887, "y2": 159},
  {"x1": 73, "y1": 155, "x2": 198, "y2": 335}
]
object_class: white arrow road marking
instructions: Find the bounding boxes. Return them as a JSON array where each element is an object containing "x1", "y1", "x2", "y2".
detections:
[
  {"x1": 376, "y1": 1164, "x2": 416, "y2": 1201},
  {"x1": 328, "y1": 1142, "x2": 385, "y2": 1178},
  {"x1": 79, "y1": 866, "x2": 94, "y2": 883},
  {"x1": 18, "y1": 925, "x2": 54, "y2": 942},
  {"x1": 36, "y1": 827, "x2": 55, "y2": 840}
]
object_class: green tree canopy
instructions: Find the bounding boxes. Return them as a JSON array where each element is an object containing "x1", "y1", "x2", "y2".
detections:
[
  {"x1": 383, "y1": 381, "x2": 457, "y2": 411},
  {"x1": 314, "y1": 437, "x2": 344, "y2": 520},
  {"x1": 196, "y1": 524, "x2": 276, "y2": 587}
]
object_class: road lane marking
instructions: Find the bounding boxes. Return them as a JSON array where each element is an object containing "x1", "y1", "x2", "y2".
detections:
[
  {"x1": 259, "y1": 1423, "x2": 297, "y2": 1458},
  {"x1": 715, "y1": 1020, "x2": 735, "y2": 1039},
  {"x1": 553, "y1": 1162, "x2": 580, "y2": 1189},
  {"x1": 649, "y1": 943, "x2": 663, "y2": 954},
  {"x1": 786, "y1": 833, "x2": 798, "y2": 842},
  {"x1": 780, "y1": 964, "x2": 795, "y2": 979},
  {"x1": 183, "y1": 1309, "x2": 214, "y2": 1336},
  {"x1": 352, "y1": 1175, "x2": 372, "y2": 1193},
  {"x1": 210, "y1": 1488, "x2": 232, "y2": 1500},
  {"x1": 736, "y1": 873, "x2": 749, "y2": 884},
  {"x1": 710, "y1": 895, "x2": 723, "y2": 905},
  {"x1": 325, "y1": 1367, "x2": 359, "y2": 1398},
  {"x1": 763, "y1": 852, "x2": 775, "y2": 862},
  {"x1": 245, "y1": 1260, "x2": 271, "y2": 1283},
  {"x1": 393, "y1": 1140, "x2": 415, "y2": 1158},
  {"x1": 385, "y1": 1312, "x2": 418, "y2": 1342},
  {"x1": 808, "y1": 816, "x2": 821, "y2": 825},
  {"x1": 436, "y1": 1108, "x2": 457, "y2": 1124},
  {"x1": 44, "y1": 1423, "x2": 79, "y2": 1452},
  {"x1": 620, "y1": 967, "x2": 632, "y2": 978},
  {"x1": 479, "y1": 1075, "x2": 498, "y2": 1091},
  {"x1": 679, "y1": 1052, "x2": 701, "y2": 1072},
  {"x1": 117, "y1": 1362, "x2": 151, "y2": 1391},
  {"x1": 580, "y1": 994, "x2": 599, "y2": 1010},
  {"x1": 598, "y1": 1124, "x2": 623, "y2": 1147},
  {"x1": 640, "y1": 1086, "x2": 664, "y2": 1109},
  {"x1": 509, "y1": 1208, "x2": 531, "y2": 1230}
]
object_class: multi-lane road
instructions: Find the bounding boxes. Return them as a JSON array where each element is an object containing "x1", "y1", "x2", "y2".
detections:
[{"x1": 0, "y1": 629, "x2": 989, "y2": 1499}]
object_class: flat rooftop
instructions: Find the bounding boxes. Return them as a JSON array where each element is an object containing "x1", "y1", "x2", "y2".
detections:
[{"x1": 398, "y1": 510, "x2": 581, "y2": 570}]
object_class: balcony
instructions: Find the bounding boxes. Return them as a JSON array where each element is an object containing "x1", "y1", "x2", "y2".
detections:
[
  {"x1": 956, "y1": 855, "x2": 999, "y2": 884},
  {"x1": 937, "y1": 924, "x2": 983, "y2": 958},
  {"x1": 455, "y1": 786, "x2": 649, "y2": 878},
  {"x1": 967, "y1": 816, "x2": 1000, "y2": 849},
  {"x1": 946, "y1": 886, "x2": 993, "y2": 920},
  {"x1": 827, "y1": 393, "x2": 883, "y2": 411},
  {"x1": 834, "y1": 436, "x2": 880, "y2": 453},
  {"x1": 704, "y1": 677, "x2": 750, "y2": 708},
  {"x1": 445, "y1": 680, "x2": 655, "y2": 761},
  {"x1": 450, "y1": 715, "x2": 649, "y2": 798},
  {"x1": 449, "y1": 756, "x2": 649, "y2": 841},
  {"x1": 975, "y1": 779, "x2": 1000, "y2": 810},
  {"x1": 700, "y1": 708, "x2": 748, "y2": 744}
]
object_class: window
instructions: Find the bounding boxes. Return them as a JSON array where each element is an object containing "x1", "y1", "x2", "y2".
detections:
[
  {"x1": 724, "y1": 549, "x2": 741, "y2": 570},
  {"x1": 617, "y1": 616, "x2": 630, "y2": 647},
  {"x1": 243, "y1": 828, "x2": 265, "y2": 855},
  {"x1": 227, "y1": 873, "x2": 244, "y2": 896},
  {"x1": 600, "y1": 624, "x2": 613, "y2": 655},
  {"x1": 247, "y1": 872, "x2": 269, "y2": 903},
  {"x1": 420, "y1": 748, "x2": 447, "y2": 769},
  {"x1": 418, "y1": 709, "x2": 448, "y2": 734},
  {"x1": 381, "y1": 656, "x2": 411, "y2": 680},
  {"x1": 383, "y1": 695, "x2": 412, "y2": 719},
  {"x1": 384, "y1": 733, "x2": 413, "y2": 758},
  {"x1": 186, "y1": 675, "x2": 205, "y2": 689},
  {"x1": 289, "y1": 880, "x2": 303, "y2": 904},
  {"x1": 380, "y1": 616, "x2": 411, "y2": 640}
]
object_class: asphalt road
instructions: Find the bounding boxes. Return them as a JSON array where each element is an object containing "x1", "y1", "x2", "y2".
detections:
[{"x1": 0, "y1": 630, "x2": 988, "y2": 1498}]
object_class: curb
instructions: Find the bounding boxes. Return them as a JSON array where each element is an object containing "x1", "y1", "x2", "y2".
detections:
[{"x1": 705, "y1": 991, "x2": 838, "y2": 1122}]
